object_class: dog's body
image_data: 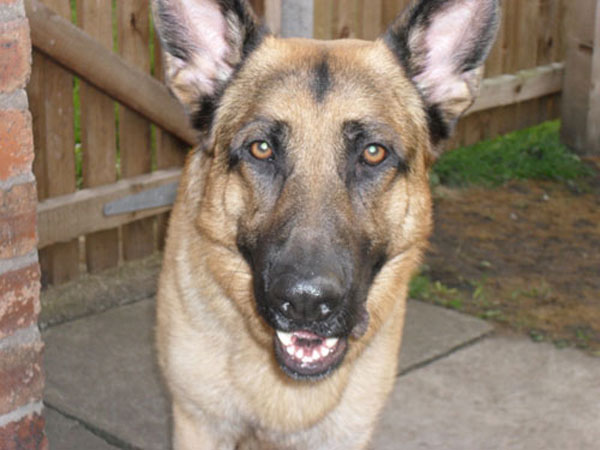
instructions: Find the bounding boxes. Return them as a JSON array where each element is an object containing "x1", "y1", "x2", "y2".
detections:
[{"x1": 153, "y1": 1, "x2": 499, "y2": 448}]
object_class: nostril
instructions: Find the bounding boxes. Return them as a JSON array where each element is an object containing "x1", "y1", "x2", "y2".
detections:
[
  {"x1": 318, "y1": 302, "x2": 332, "y2": 318},
  {"x1": 270, "y1": 274, "x2": 345, "y2": 322},
  {"x1": 280, "y1": 301, "x2": 292, "y2": 314}
]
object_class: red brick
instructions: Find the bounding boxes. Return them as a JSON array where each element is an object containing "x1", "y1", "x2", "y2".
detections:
[
  {"x1": 0, "y1": 182, "x2": 37, "y2": 259},
  {"x1": 0, "y1": 110, "x2": 33, "y2": 181},
  {"x1": 0, "y1": 339, "x2": 44, "y2": 415},
  {"x1": 0, "y1": 412, "x2": 47, "y2": 450},
  {"x1": 0, "y1": 264, "x2": 40, "y2": 339},
  {"x1": 0, "y1": 19, "x2": 30, "y2": 93}
]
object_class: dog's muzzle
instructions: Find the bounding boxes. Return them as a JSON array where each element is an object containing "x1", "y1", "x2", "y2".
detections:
[{"x1": 240, "y1": 218, "x2": 378, "y2": 380}]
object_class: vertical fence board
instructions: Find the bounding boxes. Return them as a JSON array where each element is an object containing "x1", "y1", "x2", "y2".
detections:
[
  {"x1": 586, "y1": 0, "x2": 600, "y2": 153},
  {"x1": 512, "y1": 0, "x2": 543, "y2": 131},
  {"x1": 335, "y1": 0, "x2": 360, "y2": 39},
  {"x1": 118, "y1": 0, "x2": 155, "y2": 261},
  {"x1": 491, "y1": 0, "x2": 519, "y2": 139},
  {"x1": 36, "y1": 0, "x2": 79, "y2": 285},
  {"x1": 264, "y1": 0, "x2": 283, "y2": 35},
  {"x1": 381, "y1": 0, "x2": 410, "y2": 29},
  {"x1": 554, "y1": 0, "x2": 567, "y2": 62},
  {"x1": 560, "y1": 0, "x2": 597, "y2": 153},
  {"x1": 153, "y1": 32, "x2": 187, "y2": 249},
  {"x1": 29, "y1": 51, "x2": 46, "y2": 202},
  {"x1": 78, "y1": 0, "x2": 119, "y2": 273},
  {"x1": 249, "y1": 0, "x2": 265, "y2": 17},
  {"x1": 360, "y1": 0, "x2": 382, "y2": 40},
  {"x1": 28, "y1": 50, "x2": 50, "y2": 286},
  {"x1": 314, "y1": 0, "x2": 334, "y2": 40}
]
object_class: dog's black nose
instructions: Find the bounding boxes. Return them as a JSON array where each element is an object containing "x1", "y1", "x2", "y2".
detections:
[{"x1": 269, "y1": 274, "x2": 344, "y2": 322}]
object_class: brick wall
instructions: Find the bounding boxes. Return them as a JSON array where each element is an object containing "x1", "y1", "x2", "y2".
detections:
[{"x1": 0, "y1": 0, "x2": 47, "y2": 448}]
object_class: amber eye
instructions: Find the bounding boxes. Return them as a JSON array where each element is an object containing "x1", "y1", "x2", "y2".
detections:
[
  {"x1": 249, "y1": 141, "x2": 274, "y2": 161},
  {"x1": 362, "y1": 144, "x2": 388, "y2": 166}
]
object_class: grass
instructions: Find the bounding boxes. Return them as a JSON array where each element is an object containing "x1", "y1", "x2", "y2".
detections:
[
  {"x1": 431, "y1": 121, "x2": 594, "y2": 187},
  {"x1": 409, "y1": 274, "x2": 464, "y2": 311}
]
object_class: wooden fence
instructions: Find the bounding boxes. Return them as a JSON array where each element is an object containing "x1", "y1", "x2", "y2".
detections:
[
  {"x1": 28, "y1": 0, "x2": 188, "y2": 286},
  {"x1": 29, "y1": 0, "x2": 569, "y2": 286},
  {"x1": 311, "y1": 0, "x2": 567, "y2": 149}
]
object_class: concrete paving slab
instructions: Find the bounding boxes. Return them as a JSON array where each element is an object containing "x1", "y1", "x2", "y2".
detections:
[
  {"x1": 44, "y1": 408, "x2": 118, "y2": 450},
  {"x1": 43, "y1": 300, "x2": 170, "y2": 450},
  {"x1": 399, "y1": 300, "x2": 493, "y2": 373},
  {"x1": 42, "y1": 298, "x2": 493, "y2": 448},
  {"x1": 373, "y1": 336, "x2": 600, "y2": 450}
]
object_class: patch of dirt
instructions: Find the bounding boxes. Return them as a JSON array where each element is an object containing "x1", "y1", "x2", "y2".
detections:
[{"x1": 424, "y1": 161, "x2": 600, "y2": 355}]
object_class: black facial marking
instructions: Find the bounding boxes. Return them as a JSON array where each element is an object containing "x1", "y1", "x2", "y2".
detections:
[
  {"x1": 425, "y1": 104, "x2": 450, "y2": 145},
  {"x1": 191, "y1": 94, "x2": 220, "y2": 134},
  {"x1": 310, "y1": 58, "x2": 333, "y2": 103}
]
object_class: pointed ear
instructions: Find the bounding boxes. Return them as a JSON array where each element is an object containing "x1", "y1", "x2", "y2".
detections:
[
  {"x1": 152, "y1": 0, "x2": 265, "y2": 134},
  {"x1": 384, "y1": 0, "x2": 500, "y2": 152}
]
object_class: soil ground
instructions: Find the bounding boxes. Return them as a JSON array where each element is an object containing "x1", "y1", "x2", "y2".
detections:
[{"x1": 422, "y1": 158, "x2": 600, "y2": 355}]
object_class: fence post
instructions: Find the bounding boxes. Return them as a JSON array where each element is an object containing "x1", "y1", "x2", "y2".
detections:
[
  {"x1": 587, "y1": 1, "x2": 600, "y2": 153},
  {"x1": 269, "y1": 0, "x2": 314, "y2": 38},
  {"x1": 561, "y1": 0, "x2": 600, "y2": 155}
]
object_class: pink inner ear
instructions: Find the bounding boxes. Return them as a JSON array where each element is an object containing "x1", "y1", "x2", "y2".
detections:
[
  {"x1": 178, "y1": 0, "x2": 232, "y2": 91},
  {"x1": 413, "y1": 0, "x2": 480, "y2": 104}
]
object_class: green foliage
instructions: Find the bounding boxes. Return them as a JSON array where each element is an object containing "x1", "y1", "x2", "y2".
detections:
[
  {"x1": 432, "y1": 121, "x2": 594, "y2": 187},
  {"x1": 409, "y1": 274, "x2": 464, "y2": 311}
]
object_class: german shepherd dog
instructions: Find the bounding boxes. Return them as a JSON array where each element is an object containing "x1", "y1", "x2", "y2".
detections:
[{"x1": 152, "y1": 0, "x2": 499, "y2": 448}]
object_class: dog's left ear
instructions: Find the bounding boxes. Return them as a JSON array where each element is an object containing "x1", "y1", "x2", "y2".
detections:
[
  {"x1": 384, "y1": 0, "x2": 500, "y2": 154},
  {"x1": 152, "y1": 0, "x2": 265, "y2": 135}
]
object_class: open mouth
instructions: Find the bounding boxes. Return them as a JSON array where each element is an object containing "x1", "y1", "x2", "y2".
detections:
[{"x1": 273, "y1": 330, "x2": 348, "y2": 380}]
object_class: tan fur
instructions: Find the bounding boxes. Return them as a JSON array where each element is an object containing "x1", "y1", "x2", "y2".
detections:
[{"x1": 158, "y1": 36, "x2": 436, "y2": 449}]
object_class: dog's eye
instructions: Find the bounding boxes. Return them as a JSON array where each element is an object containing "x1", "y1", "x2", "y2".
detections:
[
  {"x1": 361, "y1": 144, "x2": 388, "y2": 166},
  {"x1": 249, "y1": 141, "x2": 274, "y2": 161}
]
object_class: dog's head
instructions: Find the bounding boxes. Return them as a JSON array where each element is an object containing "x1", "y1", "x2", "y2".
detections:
[{"x1": 154, "y1": 0, "x2": 499, "y2": 380}]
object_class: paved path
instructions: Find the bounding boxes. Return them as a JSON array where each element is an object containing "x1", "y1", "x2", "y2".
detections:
[{"x1": 42, "y1": 299, "x2": 600, "y2": 449}]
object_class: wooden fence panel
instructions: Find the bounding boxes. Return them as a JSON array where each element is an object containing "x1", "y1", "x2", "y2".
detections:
[
  {"x1": 117, "y1": 0, "x2": 155, "y2": 261},
  {"x1": 29, "y1": 0, "x2": 573, "y2": 286},
  {"x1": 78, "y1": 0, "x2": 119, "y2": 273},
  {"x1": 153, "y1": 32, "x2": 187, "y2": 249},
  {"x1": 313, "y1": 0, "x2": 566, "y2": 150},
  {"x1": 33, "y1": 0, "x2": 79, "y2": 286}
]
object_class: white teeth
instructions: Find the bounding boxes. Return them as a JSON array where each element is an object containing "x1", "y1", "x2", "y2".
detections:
[
  {"x1": 325, "y1": 338, "x2": 339, "y2": 348},
  {"x1": 278, "y1": 333, "x2": 340, "y2": 364},
  {"x1": 276, "y1": 331, "x2": 293, "y2": 346}
]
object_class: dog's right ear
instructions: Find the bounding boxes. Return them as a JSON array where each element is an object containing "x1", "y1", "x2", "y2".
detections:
[{"x1": 152, "y1": 0, "x2": 265, "y2": 134}]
